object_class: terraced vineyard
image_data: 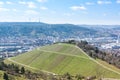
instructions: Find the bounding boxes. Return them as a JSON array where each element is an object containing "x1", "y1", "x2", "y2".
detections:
[{"x1": 5, "y1": 43, "x2": 120, "y2": 79}]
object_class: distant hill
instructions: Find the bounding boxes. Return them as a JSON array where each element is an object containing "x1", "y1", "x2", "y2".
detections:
[
  {"x1": 0, "y1": 22, "x2": 96, "y2": 37},
  {"x1": 0, "y1": 22, "x2": 119, "y2": 38},
  {"x1": 5, "y1": 43, "x2": 120, "y2": 79},
  {"x1": 112, "y1": 26, "x2": 120, "y2": 30}
]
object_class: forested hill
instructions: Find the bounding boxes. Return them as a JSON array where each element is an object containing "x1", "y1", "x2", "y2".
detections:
[{"x1": 0, "y1": 22, "x2": 96, "y2": 37}]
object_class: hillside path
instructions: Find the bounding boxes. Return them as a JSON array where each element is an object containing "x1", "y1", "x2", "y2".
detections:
[
  {"x1": 38, "y1": 49, "x2": 89, "y2": 60},
  {"x1": 7, "y1": 44, "x2": 120, "y2": 76},
  {"x1": 75, "y1": 46, "x2": 120, "y2": 75},
  {"x1": 7, "y1": 58, "x2": 56, "y2": 75}
]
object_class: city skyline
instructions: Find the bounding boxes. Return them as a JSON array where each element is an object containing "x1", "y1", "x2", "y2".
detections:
[{"x1": 0, "y1": 0, "x2": 120, "y2": 25}]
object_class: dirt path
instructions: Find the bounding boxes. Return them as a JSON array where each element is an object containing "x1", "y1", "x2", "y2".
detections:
[
  {"x1": 38, "y1": 49, "x2": 89, "y2": 60},
  {"x1": 58, "y1": 43, "x2": 120, "y2": 75},
  {"x1": 75, "y1": 46, "x2": 120, "y2": 75},
  {"x1": 7, "y1": 44, "x2": 120, "y2": 77},
  {"x1": 40, "y1": 45, "x2": 120, "y2": 75},
  {"x1": 7, "y1": 58, "x2": 56, "y2": 75}
]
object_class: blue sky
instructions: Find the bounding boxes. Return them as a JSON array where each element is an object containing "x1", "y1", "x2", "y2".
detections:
[{"x1": 0, "y1": 0, "x2": 120, "y2": 24}]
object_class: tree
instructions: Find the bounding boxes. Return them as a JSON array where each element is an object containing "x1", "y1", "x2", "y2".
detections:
[
  {"x1": 81, "y1": 40, "x2": 88, "y2": 45},
  {"x1": 3, "y1": 73, "x2": 9, "y2": 80},
  {"x1": 0, "y1": 64, "x2": 3, "y2": 70},
  {"x1": 94, "y1": 47, "x2": 99, "y2": 53},
  {"x1": 75, "y1": 74, "x2": 83, "y2": 80},
  {"x1": 68, "y1": 40, "x2": 76, "y2": 44},
  {"x1": 64, "y1": 72, "x2": 72, "y2": 80},
  {"x1": 21, "y1": 67, "x2": 25, "y2": 74},
  {"x1": 15, "y1": 66, "x2": 19, "y2": 73}
]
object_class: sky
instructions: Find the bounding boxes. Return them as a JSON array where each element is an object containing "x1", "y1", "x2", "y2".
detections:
[{"x1": 0, "y1": 0, "x2": 120, "y2": 25}]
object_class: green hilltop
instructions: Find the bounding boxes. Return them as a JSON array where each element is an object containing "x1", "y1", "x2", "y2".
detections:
[{"x1": 4, "y1": 43, "x2": 120, "y2": 79}]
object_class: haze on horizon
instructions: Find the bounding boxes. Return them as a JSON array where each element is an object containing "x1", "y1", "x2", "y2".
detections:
[{"x1": 0, "y1": 0, "x2": 120, "y2": 25}]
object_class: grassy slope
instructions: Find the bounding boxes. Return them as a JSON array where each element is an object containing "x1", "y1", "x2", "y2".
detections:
[{"x1": 4, "y1": 43, "x2": 120, "y2": 78}]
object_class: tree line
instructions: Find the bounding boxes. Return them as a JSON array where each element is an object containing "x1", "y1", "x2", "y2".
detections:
[{"x1": 66, "y1": 40, "x2": 120, "y2": 69}]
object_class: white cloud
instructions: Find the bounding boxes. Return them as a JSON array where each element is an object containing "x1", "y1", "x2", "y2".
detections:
[
  {"x1": 40, "y1": 6, "x2": 48, "y2": 10},
  {"x1": 12, "y1": 9, "x2": 17, "y2": 12},
  {"x1": 0, "y1": 1, "x2": 4, "y2": 5},
  {"x1": 18, "y1": 1, "x2": 26, "y2": 5},
  {"x1": 86, "y1": 2, "x2": 94, "y2": 5},
  {"x1": 6, "y1": 1, "x2": 13, "y2": 4},
  {"x1": 70, "y1": 6, "x2": 86, "y2": 10},
  {"x1": 97, "y1": 1, "x2": 102, "y2": 4},
  {"x1": 63, "y1": 13, "x2": 74, "y2": 16},
  {"x1": 97, "y1": 0, "x2": 112, "y2": 4},
  {"x1": 25, "y1": 10, "x2": 38, "y2": 15},
  {"x1": 0, "y1": 1, "x2": 4, "y2": 7},
  {"x1": 18, "y1": 1, "x2": 36, "y2": 8},
  {"x1": 50, "y1": 11, "x2": 56, "y2": 14},
  {"x1": 0, "y1": 7, "x2": 9, "y2": 12},
  {"x1": 117, "y1": 0, "x2": 120, "y2": 3},
  {"x1": 27, "y1": 2, "x2": 36, "y2": 8},
  {"x1": 37, "y1": 0, "x2": 47, "y2": 2}
]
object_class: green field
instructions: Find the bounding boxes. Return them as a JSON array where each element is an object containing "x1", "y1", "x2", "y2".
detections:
[{"x1": 4, "y1": 43, "x2": 120, "y2": 79}]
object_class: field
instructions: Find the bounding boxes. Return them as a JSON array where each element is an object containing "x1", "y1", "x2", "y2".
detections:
[{"x1": 4, "y1": 43, "x2": 120, "y2": 79}]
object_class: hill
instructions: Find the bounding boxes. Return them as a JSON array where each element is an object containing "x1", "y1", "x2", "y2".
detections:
[
  {"x1": 4, "y1": 43, "x2": 120, "y2": 79},
  {"x1": 0, "y1": 22, "x2": 96, "y2": 37}
]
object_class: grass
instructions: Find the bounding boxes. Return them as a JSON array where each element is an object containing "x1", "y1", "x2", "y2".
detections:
[
  {"x1": 97, "y1": 59, "x2": 120, "y2": 73},
  {"x1": 4, "y1": 43, "x2": 120, "y2": 79}
]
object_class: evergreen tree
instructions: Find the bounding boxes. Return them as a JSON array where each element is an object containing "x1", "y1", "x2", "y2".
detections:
[
  {"x1": 64, "y1": 72, "x2": 72, "y2": 80},
  {"x1": 21, "y1": 67, "x2": 25, "y2": 74},
  {"x1": 75, "y1": 74, "x2": 83, "y2": 80},
  {"x1": 15, "y1": 66, "x2": 19, "y2": 73},
  {"x1": 3, "y1": 73, "x2": 9, "y2": 80}
]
